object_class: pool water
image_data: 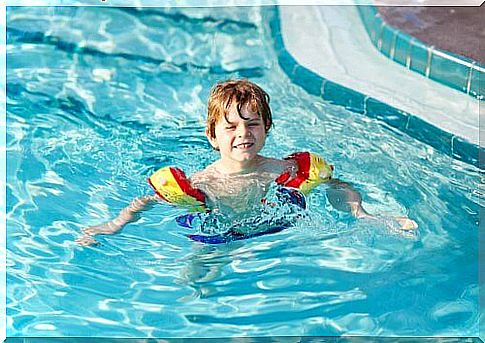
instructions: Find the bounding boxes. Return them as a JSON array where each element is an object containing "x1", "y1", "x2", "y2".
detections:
[{"x1": 6, "y1": 6, "x2": 480, "y2": 338}]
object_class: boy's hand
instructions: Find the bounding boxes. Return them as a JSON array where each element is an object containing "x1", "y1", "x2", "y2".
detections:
[
  {"x1": 393, "y1": 216, "x2": 418, "y2": 231},
  {"x1": 75, "y1": 234, "x2": 100, "y2": 246},
  {"x1": 76, "y1": 194, "x2": 159, "y2": 247}
]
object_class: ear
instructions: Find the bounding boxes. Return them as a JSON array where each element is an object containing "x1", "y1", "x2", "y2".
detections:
[
  {"x1": 205, "y1": 128, "x2": 219, "y2": 150},
  {"x1": 265, "y1": 120, "x2": 272, "y2": 133}
]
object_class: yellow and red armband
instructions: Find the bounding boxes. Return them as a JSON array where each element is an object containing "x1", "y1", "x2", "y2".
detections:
[
  {"x1": 148, "y1": 167, "x2": 207, "y2": 212},
  {"x1": 275, "y1": 152, "x2": 333, "y2": 195}
]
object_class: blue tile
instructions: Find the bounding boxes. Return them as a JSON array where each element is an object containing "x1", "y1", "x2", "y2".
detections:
[
  {"x1": 367, "y1": 5, "x2": 378, "y2": 17},
  {"x1": 292, "y1": 65, "x2": 324, "y2": 96},
  {"x1": 429, "y1": 51, "x2": 470, "y2": 93},
  {"x1": 267, "y1": 7, "x2": 283, "y2": 51},
  {"x1": 392, "y1": 31, "x2": 411, "y2": 67},
  {"x1": 323, "y1": 82, "x2": 365, "y2": 113},
  {"x1": 406, "y1": 115, "x2": 453, "y2": 155},
  {"x1": 445, "y1": 49, "x2": 475, "y2": 64},
  {"x1": 365, "y1": 97, "x2": 409, "y2": 130},
  {"x1": 355, "y1": 7, "x2": 370, "y2": 32},
  {"x1": 469, "y1": 66, "x2": 483, "y2": 99},
  {"x1": 358, "y1": 6, "x2": 378, "y2": 19},
  {"x1": 409, "y1": 39, "x2": 429, "y2": 76},
  {"x1": 452, "y1": 136, "x2": 481, "y2": 168},
  {"x1": 272, "y1": 32, "x2": 284, "y2": 52},
  {"x1": 277, "y1": 49, "x2": 297, "y2": 78},
  {"x1": 369, "y1": 15, "x2": 384, "y2": 46},
  {"x1": 267, "y1": 7, "x2": 281, "y2": 37},
  {"x1": 379, "y1": 24, "x2": 395, "y2": 58},
  {"x1": 357, "y1": 6, "x2": 378, "y2": 34}
]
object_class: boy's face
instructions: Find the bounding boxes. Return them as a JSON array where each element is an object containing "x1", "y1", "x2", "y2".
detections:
[{"x1": 207, "y1": 102, "x2": 267, "y2": 169}]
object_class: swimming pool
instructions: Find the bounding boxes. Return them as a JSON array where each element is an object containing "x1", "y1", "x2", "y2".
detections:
[{"x1": 6, "y1": 5, "x2": 481, "y2": 339}]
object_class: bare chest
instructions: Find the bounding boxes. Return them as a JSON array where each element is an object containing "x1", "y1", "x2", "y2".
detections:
[{"x1": 195, "y1": 172, "x2": 279, "y2": 213}]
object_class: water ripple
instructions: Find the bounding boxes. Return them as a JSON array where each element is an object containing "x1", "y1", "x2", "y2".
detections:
[{"x1": 6, "y1": 5, "x2": 479, "y2": 339}]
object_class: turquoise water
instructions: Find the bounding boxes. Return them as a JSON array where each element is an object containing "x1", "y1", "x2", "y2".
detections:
[{"x1": 6, "y1": 6, "x2": 480, "y2": 338}]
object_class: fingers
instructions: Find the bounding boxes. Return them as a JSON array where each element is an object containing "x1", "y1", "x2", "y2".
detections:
[
  {"x1": 395, "y1": 217, "x2": 418, "y2": 231},
  {"x1": 75, "y1": 235, "x2": 100, "y2": 246},
  {"x1": 81, "y1": 227, "x2": 97, "y2": 236},
  {"x1": 82, "y1": 225, "x2": 106, "y2": 235},
  {"x1": 372, "y1": 215, "x2": 418, "y2": 238}
]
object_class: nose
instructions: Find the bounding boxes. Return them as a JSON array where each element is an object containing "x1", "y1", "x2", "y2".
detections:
[{"x1": 236, "y1": 124, "x2": 251, "y2": 138}]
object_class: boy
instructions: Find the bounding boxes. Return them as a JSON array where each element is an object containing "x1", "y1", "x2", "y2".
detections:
[{"x1": 76, "y1": 79, "x2": 417, "y2": 246}]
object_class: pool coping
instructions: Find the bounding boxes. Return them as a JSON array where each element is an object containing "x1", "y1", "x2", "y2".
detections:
[
  {"x1": 266, "y1": 6, "x2": 483, "y2": 169},
  {"x1": 356, "y1": 6, "x2": 484, "y2": 100}
]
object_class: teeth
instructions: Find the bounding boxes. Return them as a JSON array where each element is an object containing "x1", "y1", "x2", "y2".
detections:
[{"x1": 235, "y1": 143, "x2": 253, "y2": 148}]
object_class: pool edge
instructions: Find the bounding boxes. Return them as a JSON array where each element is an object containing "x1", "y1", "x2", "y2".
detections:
[
  {"x1": 268, "y1": 6, "x2": 483, "y2": 169},
  {"x1": 356, "y1": 5, "x2": 484, "y2": 101}
]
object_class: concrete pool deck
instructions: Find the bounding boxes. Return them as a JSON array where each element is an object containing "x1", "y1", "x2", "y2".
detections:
[
  {"x1": 279, "y1": 5, "x2": 481, "y2": 146},
  {"x1": 377, "y1": 6, "x2": 484, "y2": 65}
]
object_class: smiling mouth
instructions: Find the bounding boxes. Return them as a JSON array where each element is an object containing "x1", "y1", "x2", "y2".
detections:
[{"x1": 234, "y1": 142, "x2": 254, "y2": 149}]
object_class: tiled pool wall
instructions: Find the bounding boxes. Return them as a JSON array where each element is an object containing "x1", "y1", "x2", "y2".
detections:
[
  {"x1": 266, "y1": 6, "x2": 483, "y2": 169},
  {"x1": 356, "y1": 6, "x2": 484, "y2": 101}
]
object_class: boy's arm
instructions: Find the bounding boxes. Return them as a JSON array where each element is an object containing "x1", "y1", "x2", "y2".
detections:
[
  {"x1": 75, "y1": 195, "x2": 161, "y2": 246},
  {"x1": 325, "y1": 178, "x2": 417, "y2": 230},
  {"x1": 325, "y1": 178, "x2": 372, "y2": 219}
]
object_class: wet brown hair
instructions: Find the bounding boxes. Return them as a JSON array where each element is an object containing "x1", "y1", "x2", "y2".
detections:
[{"x1": 206, "y1": 79, "x2": 272, "y2": 139}]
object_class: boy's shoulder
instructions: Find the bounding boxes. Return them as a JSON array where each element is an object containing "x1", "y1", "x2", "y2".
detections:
[
  {"x1": 259, "y1": 155, "x2": 296, "y2": 175},
  {"x1": 189, "y1": 164, "x2": 216, "y2": 183},
  {"x1": 189, "y1": 161, "x2": 227, "y2": 185},
  {"x1": 189, "y1": 156, "x2": 296, "y2": 183}
]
